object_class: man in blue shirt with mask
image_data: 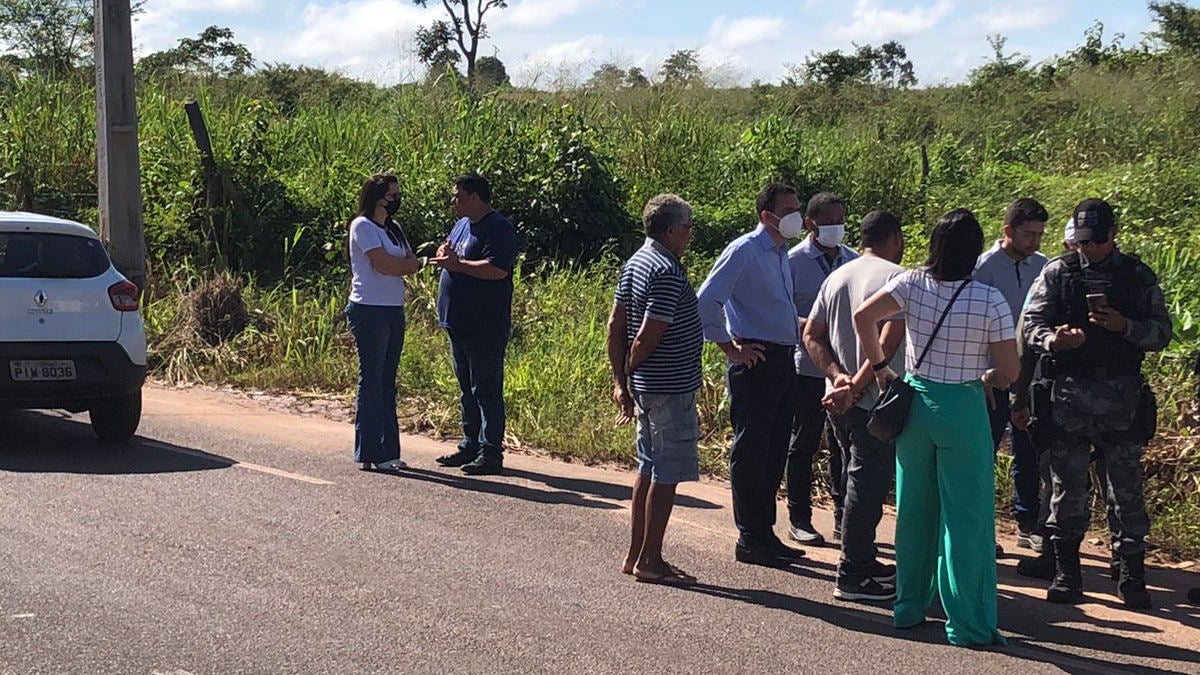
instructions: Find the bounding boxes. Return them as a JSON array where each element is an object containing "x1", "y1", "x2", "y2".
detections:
[{"x1": 696, "y1": 182, "x2": 809, "y2": 568}]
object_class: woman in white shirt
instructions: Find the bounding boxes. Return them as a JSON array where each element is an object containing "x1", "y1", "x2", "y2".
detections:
[
  {"x1": 346, "y1": 174, "x2": 422, "y2": 472},
  {"x1": 854, "y1": 209, "x2": 1020, "y2": 647}
]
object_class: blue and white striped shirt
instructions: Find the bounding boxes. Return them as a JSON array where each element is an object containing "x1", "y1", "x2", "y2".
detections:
[{"x1": 615, "y1": 239, "x2": 703, "y2": 395}]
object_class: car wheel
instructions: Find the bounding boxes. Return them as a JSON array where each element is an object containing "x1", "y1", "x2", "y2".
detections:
[{"x1": 89, "y1": 389, "x2": 142, "y2": 442}]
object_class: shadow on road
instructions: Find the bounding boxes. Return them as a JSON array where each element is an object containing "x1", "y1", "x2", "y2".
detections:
[
  {"x1": 502, "y1": 467, "x2": 722, "y2": 510},
  {"x1": 998, "y1": 554, "x2": 1200, "y2": 633},
  {"x1": 0, "y1": 410, "x2": 236, "y2": 475},
  {"x1": 682, "y1": 579, "x2": 1197, "y2": 673},
  {"x1": 393, "y1": 467, "x2": 623, "y2": 510}
]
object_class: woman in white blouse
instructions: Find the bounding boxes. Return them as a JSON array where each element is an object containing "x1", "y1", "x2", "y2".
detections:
[
  {"x1": 854, "y1": 209, "x2": 1020, "y2": 646},
  {"x1": 345, "y1": 174, "x2": 422, "y2": 472}
]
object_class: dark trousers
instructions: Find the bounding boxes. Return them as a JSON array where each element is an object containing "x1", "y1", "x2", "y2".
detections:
[
  {"x1": 988, "y1": 389, "x2": 1040, "y2": 530},
  {"x1": 346, "y1": 302, "x2": 405, "y2": 464},
  {"x1": 830, "y1": 406, "x2": 895, "y2": 581},
  {"x1": 448, "y1": 327, "x2": 509, "y2": 460},
  {"x1": 728, "y1": 345, "x2": 796, "y2": 549},
  {"x1": 788, "y1": 375, "x2": 844, "y2": 527}
]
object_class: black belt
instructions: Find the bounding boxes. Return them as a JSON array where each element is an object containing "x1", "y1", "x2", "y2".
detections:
[{"x1": 736, "y1": 339, "x2": 795, "y2": 355}]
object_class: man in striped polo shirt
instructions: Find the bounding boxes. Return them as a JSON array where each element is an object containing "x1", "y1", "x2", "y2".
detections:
[{"x1": 607, "y1": 194, "x2": 704, "y2": 586}]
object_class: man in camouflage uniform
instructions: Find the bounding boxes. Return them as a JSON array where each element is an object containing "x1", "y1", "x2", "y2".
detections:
[{"x1": 1021, "y1": 198, "x2": 1170, "y2": 609}]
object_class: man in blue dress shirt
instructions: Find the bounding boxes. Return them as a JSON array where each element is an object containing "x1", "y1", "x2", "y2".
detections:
[{"x1": 696, "y1": 182, "x2": 809, "y2": 567}]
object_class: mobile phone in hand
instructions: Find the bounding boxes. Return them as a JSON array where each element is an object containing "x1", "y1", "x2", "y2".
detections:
[{"x1": 1086, "y1": 293, "x2": 1108, "y2": 312}]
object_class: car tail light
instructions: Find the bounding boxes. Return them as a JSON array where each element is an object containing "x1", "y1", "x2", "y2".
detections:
[{"x1": 108, "y1": 280, "x2": 140, "y2": 311}]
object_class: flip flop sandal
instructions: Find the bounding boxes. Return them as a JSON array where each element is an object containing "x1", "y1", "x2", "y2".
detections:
[{"x1": 633, "y1": 566, "x2": 697, "y2": 587}]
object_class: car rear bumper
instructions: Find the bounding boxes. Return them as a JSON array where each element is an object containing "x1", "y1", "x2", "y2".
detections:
[{"x1": 0, "y1": 342, "x2": 146, "y2": 410}]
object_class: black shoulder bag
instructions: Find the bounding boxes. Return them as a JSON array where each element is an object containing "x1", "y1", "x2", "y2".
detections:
[{"x1": 867, "y1": 279, "x2": 971, "y2": 442}]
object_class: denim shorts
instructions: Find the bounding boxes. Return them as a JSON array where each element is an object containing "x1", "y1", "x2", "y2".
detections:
[{"x1": 634, "y1": 391, "x2": 700, "y2": 485}]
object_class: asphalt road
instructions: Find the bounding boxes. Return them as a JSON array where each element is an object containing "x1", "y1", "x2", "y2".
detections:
[{"x1": 0, "y1": 385, "x2": 1197, "y2": 674}]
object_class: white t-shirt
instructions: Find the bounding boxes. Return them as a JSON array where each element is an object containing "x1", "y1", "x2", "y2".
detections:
[
  {"x1": 348, "y1": 216, "x2": 407, "y2": 306},
  {"x1": 883, "y1": 269, "x2": 1015, "y2": 384},
  {"x1": 808, "y1": 254, "x2": 905, "y2": 410}
]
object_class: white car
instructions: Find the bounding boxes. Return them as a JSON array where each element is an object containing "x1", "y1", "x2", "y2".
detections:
[{"x1": 0, "y1": 211, "x2": 147, "y2": 441}]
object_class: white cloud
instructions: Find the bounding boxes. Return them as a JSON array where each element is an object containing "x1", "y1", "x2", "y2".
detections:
[
  {"x1": 975, "y1": 2, "x2": 1065, "y2": 33},
  {"x1": 703, "y1": 15, "x2": 786, "y2": 53},
  {"x1": 831, "y1": 0, "x2": 956, "y2": 43},
  {"x1": 509, "y1": 36, "x2": 606, "y2": 87},
  {"x1": 494, "y1": 0, "x2": 610, "y2": 29}
]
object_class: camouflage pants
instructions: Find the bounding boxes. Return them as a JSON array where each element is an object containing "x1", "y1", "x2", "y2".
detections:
[{"x1": 1045, "y1": 425, "x2": 1150, "y2": 555}]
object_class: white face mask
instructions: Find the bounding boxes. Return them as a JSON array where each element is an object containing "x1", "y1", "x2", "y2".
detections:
[
  {"x1": 816, "y1": 223, "x2": 846, "y2": 248},
  {"x1": 774, "y1": 212, "x2": 806, "y2": 239}
]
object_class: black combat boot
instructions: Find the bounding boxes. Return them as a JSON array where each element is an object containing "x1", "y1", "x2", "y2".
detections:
[
  {"x1": 1017, "y1": 543, "x2": 1057, "y2": 581},
  {"x1": 1116, "y1": 551, "x2": 1152, "y2": 609},
  {"x1": 1046, "y1": 538, "x2": 1084, "y2": 604}
]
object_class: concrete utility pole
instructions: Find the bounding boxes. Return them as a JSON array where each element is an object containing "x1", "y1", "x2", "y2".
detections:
[{"x1": 94, "y1": 0, "x2": 146, "y2": 291}]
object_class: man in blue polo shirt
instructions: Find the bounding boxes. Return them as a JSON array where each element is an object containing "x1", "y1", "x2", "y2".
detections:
[
  {"x1": 786, "y1": 192, "x2": 858, "y2": 545},
  {"x1": 430, "y1": 173, "x2": 519, "y2": 476},
  {"x1": 608, "y1": 193, "x2": 704, "y2": 586},
  {"x1": 974, "y1": 197, "x2": 1048, "y2": 552},
  {"x1": 697, "y1": 181, "x2": 808, "y2": 568}
]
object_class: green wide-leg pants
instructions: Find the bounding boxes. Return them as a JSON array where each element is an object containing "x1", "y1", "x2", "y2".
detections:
[{"x1": 892, "y1": 374, "x2": 1006, "y2": 647}]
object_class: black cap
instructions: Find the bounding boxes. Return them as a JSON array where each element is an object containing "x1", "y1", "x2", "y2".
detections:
[{"x1": 1072, "y1": 198, "x2": 1117, "y2": 243}]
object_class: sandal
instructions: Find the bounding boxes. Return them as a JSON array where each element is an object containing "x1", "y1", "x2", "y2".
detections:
[{"x1": 633, "y1": 563, "x2": 697, "y2": 587}]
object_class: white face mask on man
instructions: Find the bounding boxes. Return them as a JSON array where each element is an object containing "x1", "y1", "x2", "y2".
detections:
[
  {"x1": 774, "y1": 212, "x2": 806, "y2": 239},
  {"x1": 815, "y1": 223, "x2": 846, "y2": 247}
]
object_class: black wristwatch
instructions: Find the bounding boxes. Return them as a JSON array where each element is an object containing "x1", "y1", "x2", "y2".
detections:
[{"x1": 872, "y1": 361, "x2": 890, "y2": 372}]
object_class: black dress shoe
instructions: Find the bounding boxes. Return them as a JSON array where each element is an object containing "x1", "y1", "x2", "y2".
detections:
[
  {"x1": 735, "y1": 544, "x2": 791, "y2": 568},
  {"x1": 436, "y1": 450, "x2": 479, "y2": 467},
  {"x1": 461, "y1": 456, "x2": 503, "y2": 476},
  {"x1": 771, "y1": 539, "x2": 807, "y2": 561}
]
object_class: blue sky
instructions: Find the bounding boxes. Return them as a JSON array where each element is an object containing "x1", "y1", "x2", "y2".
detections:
[{"x1": 132, "y1": 0, "x2": 1173, "y2": 87}]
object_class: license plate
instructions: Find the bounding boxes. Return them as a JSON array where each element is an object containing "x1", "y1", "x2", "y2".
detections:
[{"x1": 10, "y1": 360, "x2": 76, "y2": 382}]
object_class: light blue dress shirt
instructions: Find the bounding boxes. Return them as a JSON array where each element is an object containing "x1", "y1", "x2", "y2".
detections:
[
  {"x1": 697, "y1": 225, "x2": 799, "y2": 346},
  {"x1": 788, "y1": 236, "x2": 858, "y2": 377}
]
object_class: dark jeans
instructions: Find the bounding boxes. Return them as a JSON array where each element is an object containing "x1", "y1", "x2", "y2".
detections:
[
  {"x1": 346, "y1": 302, "x2": 405, "y2": 464},
  {"x1": 788, "y1": 375, "x2": 844, "y2": 527},
  {"x1": 988, "y1": 388, "x2": 1039, "y2": 530},
  {"x1": 449, "y1": 326, "x2": 509, "y2": 460},
  {"x1": 728, "y1": 343, "x2": 796, "y2": 549},
  {"x1": 830, "y1": 406, "x2": 896, "y2": 581}
]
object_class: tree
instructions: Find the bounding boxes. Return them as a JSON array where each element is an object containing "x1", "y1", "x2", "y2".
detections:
[
  {"x1": 624, "y1": 66, "x2": 649, "y2": 88},
  {"x1": 1149, "y1": 1, "x2": 1200, "y2": 57},
  {"x1": 0, "y1": 0, "x2": 90, "y2": 75},
  {"x1": 798, "y1": 40, "x2": 916, "y2": 89},
  {"x1": 137, "y1": 26, "x2": 253, "y2": 78},
  {"x1": 659, "y1": 49, "x2": 702, "y2": 86},
  {"x1": 968, "y1": 34, "x2": 1031, "y2": 85},
  {"x1": 586, "y1": 62, "x2": 625, "y2": 89},
  {"x1": 412, "y1": 0, "x2": 507, "y2": 81},
  {"x1": 474, "y1": 55, "x2": 508, "y2": 89}
]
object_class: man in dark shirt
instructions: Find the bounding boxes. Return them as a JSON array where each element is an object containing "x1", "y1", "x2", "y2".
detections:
[{"x1": 430, "y1": 173, "x2": 519, "y2": 476}]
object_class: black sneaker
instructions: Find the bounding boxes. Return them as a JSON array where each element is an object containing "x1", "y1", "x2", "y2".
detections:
[
  {"x1": 436, "y1": 450, "x2": 479, "y2": 467},
  {"x1": 460, "y1": 455, "x2": 503, "y2": 476},
  {"x1": 835, "y1": 577, "x2": 896, "y2": 602},
  {"x1": 869, "y1": 561, "x2": 896, "y2": 583},
  {"x1": 734, "y1": 544, "x2": 791, "y2": 568}
]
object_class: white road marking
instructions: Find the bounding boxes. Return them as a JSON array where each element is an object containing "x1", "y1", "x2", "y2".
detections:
[
  {"x1": 9, "y1": 613, "x2": 35, "y2": 619},
  {"x1": 141, "y1": 441, "x2": 334, "y2": 485}
]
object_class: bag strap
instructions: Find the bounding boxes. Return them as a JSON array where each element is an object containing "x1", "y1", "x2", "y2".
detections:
[{"x1": 914, "y1": 279, "x2": 972, "y2": 371}]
